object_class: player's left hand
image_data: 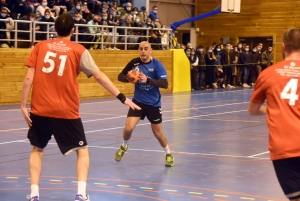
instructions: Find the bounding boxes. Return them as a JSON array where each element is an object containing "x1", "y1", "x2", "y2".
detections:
[{"x1": 139, "y1": 72, "x2": 147, "y2": 83}]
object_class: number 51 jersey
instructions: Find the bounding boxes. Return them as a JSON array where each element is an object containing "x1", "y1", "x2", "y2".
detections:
[
  {"x1": 26, "y1": 39, "x2": 99, "y2": 119},
  {"x1": 250, "y1": 60, "x2": 300, "y2": 160}
]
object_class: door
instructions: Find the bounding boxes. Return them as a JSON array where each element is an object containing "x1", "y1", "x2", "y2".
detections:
[{"x1": 238, "y1": 36, "x2": 273, "y2": 51}]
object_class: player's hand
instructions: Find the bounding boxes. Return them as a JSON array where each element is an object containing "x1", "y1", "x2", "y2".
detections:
[
  {"x1": 21, "y1": 106, "x2": 32, "y2": 127},
  {"x1": 139, "y1": 72, "x2": 147, "y2": 83},
  {"x1": 124, "y1": 98, "x2": 141, "y2": 110}
]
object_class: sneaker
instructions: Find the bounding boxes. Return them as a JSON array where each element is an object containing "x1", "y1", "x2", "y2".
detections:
[
  {"x1": 227, "y1": 84, "x2": 234, "y2": 88},
  {"x1": 212, "y1": 83, "x2": 218, "y2": 89},
  {"x1": 115, "y1": 145, "x2": 128, "y2": 162},
  {"x1": 75, "y1": 194, "x2": 90, "y2": 201},
  {"x1": 28, "y1": 196, "x2": 39, "y2": 201},
  {"x1": 242, "y1": 83, "x2": 250, "y2": 88},
  {"x1": 165, "y1": 153, "x2": 174, "y2": 167}
]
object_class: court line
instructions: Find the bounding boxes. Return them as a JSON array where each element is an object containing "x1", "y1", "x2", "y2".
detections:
[
  {"x1": 248, "y1": 151, "x2": 269, "y2": 158},
  {"x1": 0, "y1": 102, "x2": 250, "y2": 133},
  {"x1": 0, "y1": 139, "x2": 28, "y2": 145},
  {"x1": 0, "y1": 89, "x2": 253, "y2": 112}
]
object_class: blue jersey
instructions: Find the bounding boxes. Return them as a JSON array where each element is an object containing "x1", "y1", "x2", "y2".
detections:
[{"x1": 120, "y1": 57, "x2": 168, "y2": 106}]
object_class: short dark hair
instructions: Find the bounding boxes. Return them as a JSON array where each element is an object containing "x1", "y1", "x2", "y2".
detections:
[{"x1": 55, "y1": 13, "x2": 74, "y2": 37}]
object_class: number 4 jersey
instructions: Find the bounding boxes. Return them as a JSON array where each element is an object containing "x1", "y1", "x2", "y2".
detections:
[
  {"x1": 250, "y1": 60, "x2": 300, "y2": 160},
  {"x1": 26, "y1": 39, "x2": 99, "y2": 119}
]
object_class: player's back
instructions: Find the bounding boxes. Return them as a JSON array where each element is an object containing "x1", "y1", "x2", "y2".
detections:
[
  {"x1": 260, "y1": 60, "x2": 300, "y2": 160},
  {"x1": 27, "y1": 39, "x2": 87, "y2": 119}
]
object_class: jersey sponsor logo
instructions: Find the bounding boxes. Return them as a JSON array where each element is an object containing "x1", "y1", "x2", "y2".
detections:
[
  {"x1": 153, "y1": 118, "x2": 161, "y2": 122},
  {"x1": 161, "y1": 75, "x2": 167, "y2": 78},
  {"x1": 148, "y1": 68, "x2": 154, "y2": 72}
]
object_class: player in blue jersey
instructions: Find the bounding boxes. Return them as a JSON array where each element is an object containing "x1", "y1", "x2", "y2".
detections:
[{"x1": 115, "y1": 41, "x2": 174, "y2": 167}]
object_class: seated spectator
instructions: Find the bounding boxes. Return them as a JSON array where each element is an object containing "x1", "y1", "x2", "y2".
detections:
[
  {"x1": 0, "y1": 0, "x2": 10, "y2": 10},
  {"x1": 18, "y1": 13, "x2": 38, "y2": 48},
  {"x1": 148, "y1": 5, "x2": 158, "y2": 21},
  {"x1": 139, "y1": 6, "x2": 147, "y2": 24},
  {"x1": 160, "y1": 24, "x2": 169, "y2": 50},
  {"x1": 108, "y1": 6, "x2": 119, "y2": 26},
  {"x1": 132, "y1": 16, "x2": 144, "y2": 43},
  {"x1": 118, "y1": 15, "x2": 138, "y2": 49},
  {"x1": 26, "y1": 0, "x2": 40, "y2": 14},
  {"x1": 36, "y1": 9, "x2": 54, "y2": 41},
  {"x1": 129, "y1": 7, "x2": 140, "y2": 22},
  {"x1": 71, "y1": 12, "x2": 87, "y2": 44},
  {"x1": 0, "y1": 7, "x2": 14, "y2": 47},
  {"x1": 36, "y1": 0, "x2": 54, "y2": 20},
  {"x1": 68, "y1": 2, "x2": 83, "y2": 18},
  {"x1": 10, "y1": 0, "x2": 28, "y2": 18},
  {"x1": 53, "y1": 0, "x2": 72, "y2": 16},
  {"x1": 100, "y1": 3, "x2": 109, "y2": 14},
  {"x1": 120, "y1": 2, "x2": 131, "y2": 17},
  {"x1": 86, "y1": 14, "x2": 101, "y2": 49},
  {"x1": 87, "y1": 0, "x2": 101, "y2": 14}
]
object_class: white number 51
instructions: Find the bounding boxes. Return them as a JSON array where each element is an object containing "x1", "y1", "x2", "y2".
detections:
[{"x1": 42, "y1": 51, "x2": 67, "y2": 76}]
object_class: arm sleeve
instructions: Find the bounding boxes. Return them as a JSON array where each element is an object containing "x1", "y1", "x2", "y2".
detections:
[
  {"x1": 118, "y1": 58, "x2": 137, "y2": 82},
  {"x1": 79, "y1": 49, "x2": 100, "y2": 78},
  {"x1": 146, "y1": 78, "x2": 168, "y2": 89}
]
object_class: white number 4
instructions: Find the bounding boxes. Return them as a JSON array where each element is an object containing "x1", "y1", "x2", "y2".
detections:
[
  {"x1": 280, "y1": 78, "x2": 299, "y2": 106},
  {"x1": 42, "y1": 51, "x2": 67, "y2": 76}
]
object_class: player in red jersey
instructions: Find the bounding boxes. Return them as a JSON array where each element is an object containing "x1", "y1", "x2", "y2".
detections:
[
  {"x1": 21, "y1": 13, "x2": 140, "y2": 201},
  {"x1": 249, "y1": 28, "x2": 300, "y2": 201}
]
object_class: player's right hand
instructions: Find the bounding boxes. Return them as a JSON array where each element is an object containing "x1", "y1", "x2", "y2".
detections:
[
  {"x1": 124, "y1": 98, "x2": 141, "y2": 110},
  {"x1": 21, "y1": 106, "x2": 32, "y2": 127}
]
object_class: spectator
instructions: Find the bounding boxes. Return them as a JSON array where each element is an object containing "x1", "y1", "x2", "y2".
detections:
[
  {"x1": 240, "y1": 44, "x2": 252, "y2": 88},
  {"x1": 160, "y1": 24, "x2": 169, "y2": 50},
  {"x1": 221, "y1": 43, "x2": 234, "y2": 88},
  {"x1": 139, "y1": 6, "x2": 147, "y2": 24},
  {"x1": 190, "y1": 48, "x2": 199, "y2": 91},
  {"x1": 72, "y1": 12, "x2": 87, "y2": 44},
  {"x1": 148, "y1": 5, "x2": 158, "y2": 21},
  {"x1": 205, "y1": 46, "x2": 217, "y2": 89},
  {"x1": 26, "y1": 0, "x2": 40, "y2": 14},
  {"x1": 119, "y1": 15, "x2": 138, "y2": 50},
  {"x1": 68, "y1": 2, "x2": 83, "y2": 18},
  {"x1": 0, "y1": 7, "x2": 14, "y2": 47},
  {"x1": 18, "y1": 13, "x2": 37, "y2": 47},
  {"x1": 10, "y1": 0, "x2": 28, "y2": 18},
  {"x1": 120, "y1": 2, "x2": 131, "y2": 17},
  {"x1": 196, "y1": 45, "x2": 206, "y2": 89},
  {"x1": 262, "y1": 46, "x2": 274, "y2": 70},
  {"x1": 36, "y1": 9, "x2": 54, "y2": 41},
  {"x1": 36, "y1": 0, "x2": 54, "y2": 20},
  {"x1": 86, "y1": 14, "x2": 101, "y2": 49},
  {"x1": 53, "y1": 0, "x2": 72, "y2": 16},
  {"x1": 0, "y1": 0, "x2": 10, "y2": 10}
]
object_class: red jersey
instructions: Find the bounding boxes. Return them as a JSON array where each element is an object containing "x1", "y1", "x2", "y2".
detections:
[
  {"x1": 250, "y1": 60, "x2": 300, "y2": 160},
  {"x1": 26, "y1": 39, "x2": 99, "y2": 119}
]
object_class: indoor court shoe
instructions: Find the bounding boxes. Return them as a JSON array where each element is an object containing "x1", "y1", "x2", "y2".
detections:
[
  {"x1": 115, "y1": 145, "x2": 128, "y2": 162},
  {"x1": 75, "y1": 194, "x2": 90, "y2": 201},
  {"x1": 28, "y1": 196, "x2": 39, "y2": 201},
  {"x1": 165, "y1": 153, "x2": 174, "y2": 167}
]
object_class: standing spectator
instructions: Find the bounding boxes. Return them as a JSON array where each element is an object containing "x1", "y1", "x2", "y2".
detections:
[
  {"x1": 148, "y1": 5, "x2": 158, "y2": 21},
  {"x1": 214, "y1": 44, "x2": 224, "y2": 88},
  {"x1": 262, "y1": 46, "x2": 274, "y2": 71},
  {"x1": 205, "y1": 46, "x2": 217, "y2": 89},
  {"x1": 240, "y1": 45, "x2": 252, "y2": 88},
  {"x1": 222, "y1": 43, "x2": 234, "y2": 88},
  {"x1": 231, "y1": 46, "x2": 239, "y2": 86},
  {"x1": 196, "y1": 45, "x2": 206, "y2": 89},
  {"x1": 190, "y1": 48, "x2": 199, "y2": 91},
  {"x1": 251, "y1": 46, "x2": 262, "y2": 85}
]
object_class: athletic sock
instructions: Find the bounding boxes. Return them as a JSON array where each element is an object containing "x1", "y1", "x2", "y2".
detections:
[
  {"x1": 77, "y1": 181, "x2": 87, "y2": 198},
  {"x1": 164, "y1": 145, "x2": 171, "y2": 154},
  {"x1": 31, "y1": 184, "x2": 39, "y2": 198},
  {"x1": 122, "y1": 140, "x2": 129, "y2": 149}
]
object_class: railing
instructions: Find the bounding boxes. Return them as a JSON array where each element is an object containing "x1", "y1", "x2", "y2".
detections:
[{"x1": 0, "y1": 19, "x2": 173, "y2": 50}]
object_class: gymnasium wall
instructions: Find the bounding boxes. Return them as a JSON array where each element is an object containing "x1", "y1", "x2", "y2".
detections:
[
  {"x1": 195, "y1": 0, "x2": 300, "y2": 63},
  {"x1": 0, "y1": 49, "x2": 173, "y2": 105}
]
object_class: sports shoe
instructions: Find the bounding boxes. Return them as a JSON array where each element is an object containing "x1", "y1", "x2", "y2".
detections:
[
  {"x1": 243, "y1": 83, "x2": 250, "y2": 88},
  {"x1": 75, "y1": 194, "x2": 90, "y2": 201},
  {"x1": 115, "y1": 145, "x2": 128, "y2": 162},
  {"x1": 27, "y1": 196, "x2": 39, "y2": 201},
  {"x1": 165, "y1": 153, "x2": 174, "y2": 167}
]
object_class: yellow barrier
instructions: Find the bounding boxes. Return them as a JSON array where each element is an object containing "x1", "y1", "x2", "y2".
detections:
[{"x1": 172, "y1": 49, "x2": 191, "y2": 92}]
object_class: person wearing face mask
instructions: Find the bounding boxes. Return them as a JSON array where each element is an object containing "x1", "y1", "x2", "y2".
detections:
[
  {"x1": 71, "y1": 12, "x2": 87, "y2": 45},
  {"x1": 68, "y1": 3, "x2": 83, "y2": 18},
  {"x1": 240, "y1": 45, "x2": 252, "y2": 87},
  {"x1": 262, "y1": 46, "x2": 274, "y2": 71},
  {"x1": 36, "y1": 9, "x2": 54, "y2": 41},
  {"x1": 196, "y1": 45, "x2": 206, "y2": 89},
  {"x1": 120, "y1": 2, "x2": 132, "y2": 16},
  {"x1": 221, "y1": 43, "x2": 235, "y2": 88},
  {"x1": 86, "y1": 14, "x2": 101, "y2": 49},
  {"x1": 205, "y1": 46, "x2": 218, "y2": 89},
  {"x1": 213, "y1": 45, "x2": 225, "y2": 88},
  {"x1": 251, "y1": 46, "x2": 262, "y2": 86},
  {"x1": 129, "y1": 7, "x2": 139, "y2": 22},
  {"x1": 35, "y1": 0, "x2": 55, "y2": 20},
  {"x1": 148, "y1": 5, "x2": 158, "y2": 21},
  {"x1": 0, "y1": 7, "x2": 14, "y2": 47},
  {"x1": 190, "y1": 48, "x2": 199, "y2": 91},
  {"x1": 139, "y1": 6, "x2": 147, "y2": 24}
]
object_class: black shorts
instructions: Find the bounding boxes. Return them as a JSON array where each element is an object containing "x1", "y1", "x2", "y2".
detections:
[
  {"x1": 273, "y1": 157, "x2": 300, "y2": 200},
  {"x1": 28, "y1": 113, "x2": 88, "y2": 155},
  {"x1": 127, "y1": 100, "x2": 162, "y2": 124}
]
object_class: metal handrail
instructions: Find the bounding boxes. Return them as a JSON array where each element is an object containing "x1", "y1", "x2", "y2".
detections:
[{"x1": 0, "y1": 18, "x2": 172, "y2": 49}]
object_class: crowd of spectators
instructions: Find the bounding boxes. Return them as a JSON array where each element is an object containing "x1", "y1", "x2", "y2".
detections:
[
  {"x1": 0, "y1": 0, "x2": 170, "y2": 49},
  {"x1": 184, "y1": 42, "x2": 274, "y2": 90}
]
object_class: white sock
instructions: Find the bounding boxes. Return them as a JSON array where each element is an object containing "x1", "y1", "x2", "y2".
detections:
[
  {"x1": 31, "y1": 184, "x2": 39, "y2": 198},
  {"x1": 122, "y1": 140, "x2": 129, "y2": 148},
  {"x1": 77, "y1": 181, "x2": 87, "y2": 198},
  {"x1": 164, "y1": 145, "x2": 171, "y2": 154}
]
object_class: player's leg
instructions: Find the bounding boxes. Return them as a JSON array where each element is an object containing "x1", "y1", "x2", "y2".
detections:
[
  {"x1": 115, "y1": 102, "x2": 144, "y2": 162},
  {"x1": 115, "y1": 116, "x2": 140, "y2": 162},
  {"x1": 272, "y1": 157, "x2": 300, "y2": 201},
  {"x1": 27, "y1": 113, "x2": 53, "y2": 201},
  {"x1": 52, "y1": 118, "x2": 89, "y2": 201},
  {"x1": 151, "y1": 123, "x2": 174, "y2": 167}
]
